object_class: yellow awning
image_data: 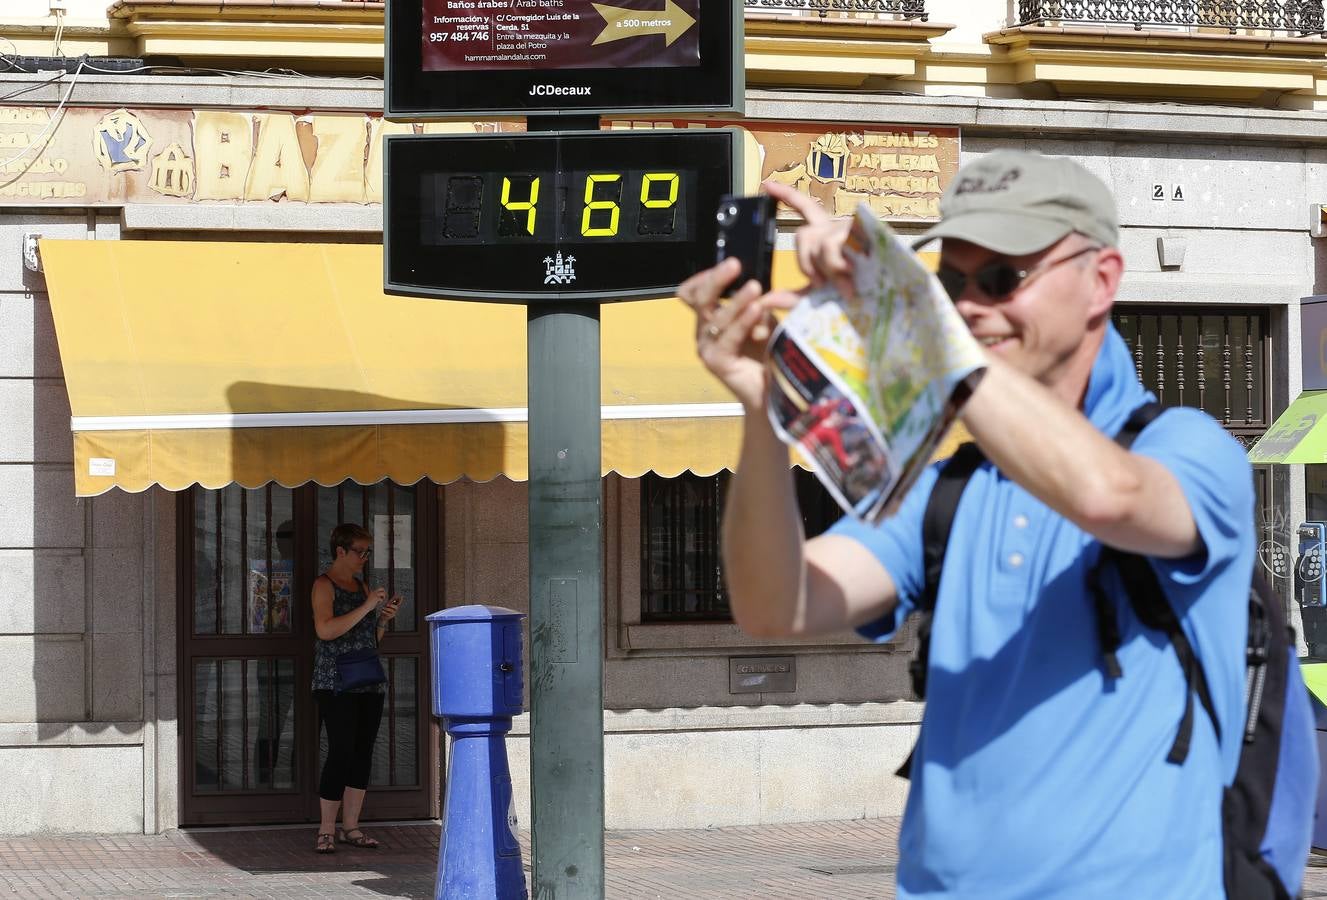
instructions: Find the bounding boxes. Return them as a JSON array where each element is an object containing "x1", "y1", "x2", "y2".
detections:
[{"x1": 43, "y1": 239, "x2": 950, "y2": 497}]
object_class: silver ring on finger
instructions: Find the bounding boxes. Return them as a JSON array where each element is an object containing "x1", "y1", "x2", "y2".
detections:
[{"x1": 706, "y1": 324, "x2": 721, "y2": 338}]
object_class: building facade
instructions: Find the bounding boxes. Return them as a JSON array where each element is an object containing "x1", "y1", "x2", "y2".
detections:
[{"x1": 0, "y1": 0, "x2": 1321, "y2": 833}]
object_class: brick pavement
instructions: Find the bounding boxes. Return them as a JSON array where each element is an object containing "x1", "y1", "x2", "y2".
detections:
[{"x1": 0, "y1": 817, "x2": 1324, "y2": 898}]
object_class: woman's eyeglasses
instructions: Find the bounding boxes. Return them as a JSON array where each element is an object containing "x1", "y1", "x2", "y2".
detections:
[
  {"x1": 349, "y1": 546, "x2": 372, "y2": 559},
  {"x1": 937, "y1": 245, "x2": 1101, "y2": 303}
]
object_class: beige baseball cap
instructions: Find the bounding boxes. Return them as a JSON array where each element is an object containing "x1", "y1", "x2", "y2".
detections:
[{"x1": 914, "y1": 150, "x2": 1119, "y2": 255}]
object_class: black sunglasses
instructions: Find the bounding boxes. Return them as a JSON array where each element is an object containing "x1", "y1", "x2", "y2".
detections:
[{"x1": 937, "y1": 245, "x2": 1102, "y2": 302}]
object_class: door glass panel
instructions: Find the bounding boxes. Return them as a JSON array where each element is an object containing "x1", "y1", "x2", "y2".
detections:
[
  {"x1": 221, "y1": 493, "x2": 243, "y2": 635},
  {"x1": 248, "y1": 658, "x2": 297, "y2": 790},
  {"x1": 194, "y1": 662, "x2": 219, "y2": 791},
  {"x1": 394, "y1": 656, "x2": 419, "y2": 786},
  {"x1": 389, "y1": 483, "x2": 418, "y2": 631},
  {"x1": 246, "y1": 489, "x2": 295, "y2": 634},
  {"x1": 372, "y1": 657, "x2": 419, "y2": 787},
  {"x1": 193, "y1": 485, "x2": 296, "y2": 635},
  {"x1": 193, "y1": 491, "x2": 219, "y2": 635},
  {"x1": 220, "y1": 659, "x2": 243, "y2": 790},
  {"x1": 194, "y1": 658, "x2": 298, "y2": 793},
  {"x1": 315, "y1": 482, "x2": 418, "y2": 632},
  {"x1": 318, "y1": 483, "x2": 370, "y2": 573}
]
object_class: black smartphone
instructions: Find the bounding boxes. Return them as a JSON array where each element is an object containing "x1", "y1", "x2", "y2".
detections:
[{"x1": 715, "y1": 194, "x2": 777, "y2": 297}]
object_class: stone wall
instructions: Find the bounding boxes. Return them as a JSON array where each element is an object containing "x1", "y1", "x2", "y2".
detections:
[{"x1": 0, "y1": 210, "x2": 175, "y2": 833}]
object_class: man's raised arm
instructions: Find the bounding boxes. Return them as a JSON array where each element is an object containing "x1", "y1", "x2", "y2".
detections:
[{"x1": 677, "y1": 188, "x2": 898, "y2": 638}]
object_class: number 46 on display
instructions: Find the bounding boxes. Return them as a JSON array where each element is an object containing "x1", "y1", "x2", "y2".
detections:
[{"x1": 501, "y1": 172, "x2": 683, "y2": 238}]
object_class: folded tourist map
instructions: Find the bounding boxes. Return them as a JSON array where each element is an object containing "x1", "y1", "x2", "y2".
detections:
[{"x1": 766, "y1": 205, "x2": 987, "y2": 522}]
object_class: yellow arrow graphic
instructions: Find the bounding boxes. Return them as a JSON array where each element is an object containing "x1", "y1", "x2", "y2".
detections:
[{"x1": 591, "y1": 0, "x2": 697, "y2": 47}]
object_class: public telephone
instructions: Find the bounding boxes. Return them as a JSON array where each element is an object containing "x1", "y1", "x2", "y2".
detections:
[
  {"x1": 1298, "y1": 522, "x2": 1327, "y2": 608},
  {"x1": 1297, "y1": 522, "x2": 1327, "y2": 659}
]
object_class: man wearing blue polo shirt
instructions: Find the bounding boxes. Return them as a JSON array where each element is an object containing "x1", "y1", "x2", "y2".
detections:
[{"x1": 678, "y1": 150, "x2": 1254, "y2": 898}]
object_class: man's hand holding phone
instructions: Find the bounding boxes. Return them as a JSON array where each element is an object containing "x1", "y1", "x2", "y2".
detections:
[{"x1": 679, "y1": 183, "x2": 834, "y2": 410}]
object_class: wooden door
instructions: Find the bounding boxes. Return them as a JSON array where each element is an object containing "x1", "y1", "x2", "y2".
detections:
[{"x1": 178, "y1": 482, "x2": 440, "y2": 826}]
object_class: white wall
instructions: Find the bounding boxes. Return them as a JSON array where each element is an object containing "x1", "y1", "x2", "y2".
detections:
[
  {"x1": 5, "y1": 1, "x2": 108, "y2": 20},
  {"x1": 927, "y1": 0, "x2": 1013, "y2": 49}
]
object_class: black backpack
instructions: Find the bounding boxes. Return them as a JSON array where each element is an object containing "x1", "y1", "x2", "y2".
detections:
[{"x1": 901, "y1": 402, "x2": 1316, "y2": 899}]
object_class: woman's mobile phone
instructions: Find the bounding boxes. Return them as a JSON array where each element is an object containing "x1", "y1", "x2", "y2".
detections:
[{"x1": 715, "y1": 194, "x2": 777, "y2": 297}]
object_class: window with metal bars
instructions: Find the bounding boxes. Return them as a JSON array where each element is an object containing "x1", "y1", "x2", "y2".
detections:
[
  {"x1": 1111, "y1": 306, "x2": 1285, "y2": 597},
  {"x1": 743, "y1": 0, "x2": 929, "y2": 20},
  {"x1": 1111, "y1": 306, "x2": 1268, "y2": 435},
  {"x1": 1014, "y1": 0, "x2": 1322, "y2": 35},
  {"x1": 640, "y1": 470, "x2": 842, "y2": 622}
]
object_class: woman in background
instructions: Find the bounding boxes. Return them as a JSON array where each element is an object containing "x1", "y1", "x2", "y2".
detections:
[{"x1": 311, "y1": 522, "x2": 400, "y2": 854}]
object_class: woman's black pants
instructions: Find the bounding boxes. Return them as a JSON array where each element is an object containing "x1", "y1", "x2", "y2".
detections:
[{"x1": 315, "y1": 690, "x2": 384, "y2": 801}]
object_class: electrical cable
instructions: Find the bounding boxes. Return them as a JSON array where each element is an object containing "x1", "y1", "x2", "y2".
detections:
[
  {"x1": 0, "y1": 34, "x2": 21, "y2": 73},
  {"x1": 66, "y1": 60, "x2": 382, "y2": 80},
  {"x1": 0, "y1": 58, "x2": 84, "y2": 175},
  {"x1": 0, "y1": 69, "x2": 68, "y2": 104},
  {"x1": 51, "y1": 10, "x2": 65, "y2": 58},
  {"x1": 75, "y1": 61, "x2": 377, "y2": 80},
  {"x1": 0, "y1": 48, "x2": 383, "y2": 81}
]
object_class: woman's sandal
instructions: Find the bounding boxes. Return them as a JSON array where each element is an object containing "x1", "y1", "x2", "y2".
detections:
[
  {"x1": 315, "y1": 832, "x2": 336, "y2": 854},
  {"x1": 337, "y1": 827, "x2": 380, "y2": 849}
]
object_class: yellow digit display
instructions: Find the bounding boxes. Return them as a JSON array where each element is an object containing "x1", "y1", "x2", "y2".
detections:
[
  {"x1": 501, "y1": 175, "x2": 540, "y2": 235},
  {"x1": 641, "y1": 173, "x2": 680, "y2": 208},
  {"x1": 582, "y1": 174, "x2": 622, "y2": 237}
]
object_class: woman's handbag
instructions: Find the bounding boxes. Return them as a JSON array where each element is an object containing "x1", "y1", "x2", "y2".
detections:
[{"x1": 334, "y1": 648, "x2": 386, "y2": 694}]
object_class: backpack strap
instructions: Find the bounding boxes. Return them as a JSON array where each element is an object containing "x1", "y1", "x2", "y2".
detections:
[
  {"x1": 1104, "y1": 547, "x2": 1222, "y2": 763},
  {"x1": 1095, "y1": 401, "x2": 1222, "y2": 765},
  {"x1": 1090, "y1": 403, "x2": 1163, "y2": 680},
  {"x1": 896, "y1": 441, "x2": 985, "y2": 779},
  {"x1": 911, "y1": 441, "x2": 987, "y2": 701}
]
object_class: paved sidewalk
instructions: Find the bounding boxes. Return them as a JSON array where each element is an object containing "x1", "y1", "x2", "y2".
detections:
[{"x1": 0, "y1": 817, "x2": 1325, "y2": 898}]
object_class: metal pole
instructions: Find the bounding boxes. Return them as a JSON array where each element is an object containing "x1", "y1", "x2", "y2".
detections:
[{"x1": 527, "y1": 303, "x2": 604, "y2": 899}]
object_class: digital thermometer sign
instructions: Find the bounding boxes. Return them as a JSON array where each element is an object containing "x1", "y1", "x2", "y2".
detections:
[
  {"x1": 422, "y1": 168, "x2": 693, "y2": 246},
  {"x1": 384, "y1": 129, "x2": 742, "y2": 301}
]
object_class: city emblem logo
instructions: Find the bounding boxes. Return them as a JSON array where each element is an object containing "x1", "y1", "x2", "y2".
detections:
[
  {"x1": 544, "y1": 252, "x2": 577, "y2": 285},
  {"x1": 93, "y1": 108, "x2": 153, "y2": 173}
]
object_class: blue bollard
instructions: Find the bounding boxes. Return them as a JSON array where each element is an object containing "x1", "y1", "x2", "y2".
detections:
[{"x1": 426, "y1": 605, "x2": 528, "y2": 900}]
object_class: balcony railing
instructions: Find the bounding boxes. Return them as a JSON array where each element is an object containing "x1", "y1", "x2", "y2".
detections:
[
  {"x1": 1016, "y1": 1, "x2": 1324, "y2": 35},
  {"x1": 743, "y1": 0, "x2": 928, "y2": 21}
]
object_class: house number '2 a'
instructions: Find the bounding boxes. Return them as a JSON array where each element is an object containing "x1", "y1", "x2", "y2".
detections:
[{"x1": 1153, "y1": 183, "x2": 1185, "y2": 201}]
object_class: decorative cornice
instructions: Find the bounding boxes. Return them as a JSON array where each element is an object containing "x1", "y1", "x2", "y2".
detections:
[
  {"x1": 986, "y1": 24, "x2": 1327, "y2": 100},
  {"x1": 988, "y1": 23, "x2": 1327, "y2": 57},
  {"x1": 105, "y1": 0, "x2": 385, "y2": 65},
  {"x1": 745, "y1": 16, "x2": 952, "y2": 87},
  {"x1": 743, "y1": 13, "x2": 950, "y2": 42}
]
